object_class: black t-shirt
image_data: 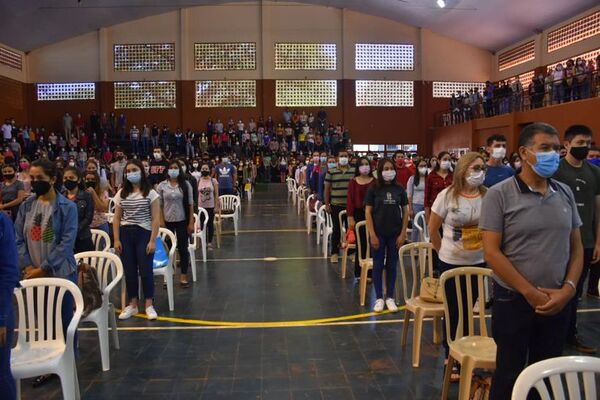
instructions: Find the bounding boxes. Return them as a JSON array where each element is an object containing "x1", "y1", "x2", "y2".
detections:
[
  {"x1": 149, "y1": 159, "x2": 168, "y2": 186},
  {"x1": 365, "y1": 183, "x2": 408, "y2": 237}
]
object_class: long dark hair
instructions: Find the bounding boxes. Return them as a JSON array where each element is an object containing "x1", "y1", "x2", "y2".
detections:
[
  {"x1": 354, "y1": 156, "x2": 372, "y2": 177},
  {"x1": 121, "y1": 159, "x2": 151, "y2": 198},
  {"x1": 413, "y1": 160, "x2": 428, "y2": 187},
  {"x1": 376, "y1": 158, "x2": 396, "y2": 189}
]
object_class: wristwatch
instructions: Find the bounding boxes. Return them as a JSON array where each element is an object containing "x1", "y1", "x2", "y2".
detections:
[{"x1": 563, "y1": 279, "x2": 577, "y2": 292}]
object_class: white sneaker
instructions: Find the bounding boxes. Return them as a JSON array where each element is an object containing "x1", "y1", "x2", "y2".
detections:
[
  {"x1": 386, "y1": 298, "x2": 399, "y2": 313},
  {"x1": 330, "y1": 254, "x2": 339, "y2": 264},
  {"x1": 145, "y1": 305, "x2": 158, "y2": 321},
  {"x1": 118, "y1": 305, "x2": 138, "y2": 320},
  {"x1": 373, "y1": 298, "x2": 385, "y2": 313}
]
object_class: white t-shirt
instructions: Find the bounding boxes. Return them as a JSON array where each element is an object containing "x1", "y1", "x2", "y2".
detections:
[
  {"x1": 113, "y1": 189, "x2": 159, "y2": 231},
  {"x1": 431, "y1": 187, "x2": 484, "y2": 265}
]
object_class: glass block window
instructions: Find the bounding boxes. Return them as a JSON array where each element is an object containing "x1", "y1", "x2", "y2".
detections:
[
  {"x1": 195, "y1": 80, "x2": 256, "y2": 108},
  {"x1": 355, "y1": 44, "x2": 414, "y2": 71},
  {"x1": 353, "y1": 144, "x2": 369, "y2": 152},
  {"x1": 432, "y1": 82, "x2": 486, "y2": 98},
  {"x1": 355, "y1": 80, "x2": 414, "y2": 107},
  {"x1": 275, "y1": 80, "x2": 337, "y2": 107},
  {"x1": 507, "y1": 70, "x2": 535, "y2": 85},
  {"x1": 557, "y1": 48, "x2": 600, "y2": 66},
  {"x1": 113, "y1": 43, "x2": 175, "y2": 72},
  {"x1": 498, "y1": 40, "x2": 535, "y2": 71},
  {"x1": 37, "y1": 83, "x2": 95, "y2": 101},
  {"x1": 114, "y1": 81, "x2": 176, "y2": 109},
  {"x1": 0, "y1": 47, "x2": 22, "y2": 70},
  {"x1": 194, "y1": 43, "x2": 256, "y2": 70},
  {"x1": 274, "y1": 43, "x2": 337, "y2": 70},
  {"x1": 547, "y1": 11, "x2": 600, "y2": 53}
]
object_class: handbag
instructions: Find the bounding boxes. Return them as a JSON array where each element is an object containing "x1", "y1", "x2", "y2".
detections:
[
  {"x1": 419, "y1": 277, "x2": 443, "y2": 303},
  {"x1": 77, "y1": 261, "x2": 103, "y2": 317}
]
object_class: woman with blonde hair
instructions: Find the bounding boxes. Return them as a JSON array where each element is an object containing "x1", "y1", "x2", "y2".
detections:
[{"x1": 427, "y1": 152, "x2": 487, "y2": 380}]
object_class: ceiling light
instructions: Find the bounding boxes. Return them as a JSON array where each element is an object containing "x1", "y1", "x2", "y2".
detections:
[{"x1": 437, "y1": 0, "x2": 446, "y2": 8}]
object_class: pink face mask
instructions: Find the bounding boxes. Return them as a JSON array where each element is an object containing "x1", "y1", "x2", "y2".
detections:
[{"x1": 358, "y1": 165, "x2": 370, "y2": 175}]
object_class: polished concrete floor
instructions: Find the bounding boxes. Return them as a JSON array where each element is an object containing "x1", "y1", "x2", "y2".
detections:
[{"x1": 20, "y1": 184, "x2": 600, "y2": 399}]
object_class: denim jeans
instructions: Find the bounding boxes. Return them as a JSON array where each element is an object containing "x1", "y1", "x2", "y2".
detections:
[
  {"x1": 120, "y1": 225, "x2": 154, "y2": 302},
  {"x1": 489, "y1": 283, "x2": 569, "y2": 400},
  {"x1": 566, "y1": 248, "x2": 593, "y2": 340},
  {"x1": 371, "y1": 234, "x2": 399, "y2": 299}
]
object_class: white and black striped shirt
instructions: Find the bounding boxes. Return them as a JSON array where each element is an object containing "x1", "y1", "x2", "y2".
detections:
[{"x1": 113, "y1": 189, "x2": 159, "y2": 231}]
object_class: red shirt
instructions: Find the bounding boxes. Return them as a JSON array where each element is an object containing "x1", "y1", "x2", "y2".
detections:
[
  {"x1": 396, "y1": 164, "x2": 415, "y2": 189},
  {"x1": 424, "y1": 171, "x2": 454, "y2": 208},
  {"x1": 346, "y1": 177, "x2": 375, "y2": 218}
]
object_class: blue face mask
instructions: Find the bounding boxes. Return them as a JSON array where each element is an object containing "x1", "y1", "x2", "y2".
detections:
[
  {"x1": 327, "y1": 162, "x2": 337, "y2": 169},
  {"x1": 320, "y1": 156, "x2": 327, "y2": 163},
  {"x1": 528, "y1": 150, "x2": 560, "y2": 178},
  {"x1": 167, "y1": 169, "x2": 179, "y2": 179},
  {"x1": 126, "y1": 171, "x2": 142, "y2": 184}
]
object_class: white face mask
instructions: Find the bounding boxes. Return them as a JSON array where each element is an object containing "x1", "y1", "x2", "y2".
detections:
[
  {"x1": 492, "y1": 147, "x2": 506, "y2": 160},
  {"x1": 154, "y1": 152, "x2": 162, "y2": 160},
  {"x1": 440, "y1": 160, "x2": 451, "y2": 170},
  {"x1": 418, "y1": 167, "x2": 428, "y2": 175},
  {"x1": 466, "y1": 170, "x2": 485, "y2": 187},
  {"x1": 338, "y1": 157, "x2": 349, "y2": 166},
  {"x1": 382, "y1": 170, "x2": 396, "y2": 182}
]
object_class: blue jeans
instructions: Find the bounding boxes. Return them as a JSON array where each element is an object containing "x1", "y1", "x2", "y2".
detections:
[
  {"x1": 120, "y1": 225, "x2": 154, "y2": 302},
  {"x1": 371, "y1": 234, "x2": 399, "y2": 299},
  {"x1": 131, "y1": 139, "x2": 139, "y2": 155},
  {"x1": 142, "y1": 137, "x2": 150, "y2": 156},
  {"x1": 410, "y1": 203, "x2": 424, "y2": 243},
  {"x1": 0, "y1": 288, "x2": 15, "y2": 400}
]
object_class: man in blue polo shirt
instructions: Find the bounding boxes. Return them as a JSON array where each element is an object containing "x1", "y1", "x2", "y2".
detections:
[{"x1": 483, "y1": 134, "x2": 514, "y2": 187}]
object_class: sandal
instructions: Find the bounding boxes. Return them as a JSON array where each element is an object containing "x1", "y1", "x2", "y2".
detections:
[{"x1": 180, "y1": 281, "x2": 190, "y2": 288}]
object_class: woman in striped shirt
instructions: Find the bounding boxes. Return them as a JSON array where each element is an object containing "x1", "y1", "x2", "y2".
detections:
[{"x1": 113, "y1": 159, "x2": 161, "y2": 320}]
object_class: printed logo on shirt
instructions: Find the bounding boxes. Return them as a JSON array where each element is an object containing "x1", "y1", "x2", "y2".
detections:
[
  {"x1": 218, "y1": 166, "x2": 231, "y2": 178},
  {"x1": 383, "y1": 192, "x2": 396, "y2": 205}
]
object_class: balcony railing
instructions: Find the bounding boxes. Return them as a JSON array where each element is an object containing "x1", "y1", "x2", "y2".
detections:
[{"x1": 434, "y1": 70, "x2": 600, "y2": 127}]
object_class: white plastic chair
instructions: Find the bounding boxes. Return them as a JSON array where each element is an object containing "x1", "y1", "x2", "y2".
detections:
[
  {"x1": 189, "y1": 208, "x2": 209, "y2": 282},
  {"x1": 316, "y1": 204, "x2": 327, "y2": 245},
  {"x1": 11, "y1": 278, "x2": 84, "y2": 400},
  {"x1": 297, "y1": 185, "x2": 307, "y2": 215},
  {"x1": 305, "y1": 194, "x2": 318, "y2": 234},
  {"x1": 355, "y1": 221, "x2": 373, "y2": 306},
  {"x1": 90, "y1": 229, "x2": 111, "y2": 252},
  {"x1": 512, "y1": 356, "x2": 600, "y2": 400},
  {"x1": 413, "y1": 211, "x2": 430, "y2": 243},
  {"x1": 75, "y1": 251, "x2": 123, "y2": 371},
  {"x1": 218, "y1": 194, "x2": 241, "y2": 236},
  {"x1": 321, "y1": 208, "x2": 333, "y2": 258},
  {"x1": 286, "y1": 177, "x2": 295, "y2": 198},
  {"x1": 290, "y1": 179, "x2": 298, "y2": 205},
  {"x1": 156, "y1": 227, "x2": 177, "y2": 311}
]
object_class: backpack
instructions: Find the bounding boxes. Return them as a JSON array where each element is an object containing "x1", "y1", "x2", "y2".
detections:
[{"x1": 77, "y1": 261, "x2": 103, "y2": 317}]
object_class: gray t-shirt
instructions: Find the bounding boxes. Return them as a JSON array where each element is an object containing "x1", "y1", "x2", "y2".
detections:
[
  {"x1": 24, "y1": 200, "x2": 54, "y2": 269},
  {"x1": 157, "y1": 180, "x2": 193, "y2": 223},
  {"x1": 1, "y1": 179, "x2": 24, "y2": 217},
  {"x1": 110, "y1": 160, "x2": 126, "y2": 188},
  {"x1": 479, "y1": 176, "x2": 582, "y2": 290}
]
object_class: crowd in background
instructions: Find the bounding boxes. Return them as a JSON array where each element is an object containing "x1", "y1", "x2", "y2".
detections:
[{"x1": 444, "y1": 53, "x2": 600, "y2": 125}]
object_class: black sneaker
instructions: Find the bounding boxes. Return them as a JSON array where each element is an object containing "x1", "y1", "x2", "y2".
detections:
[{"x1": 567, "y1": 336, "x2": 597, "y2": 354}]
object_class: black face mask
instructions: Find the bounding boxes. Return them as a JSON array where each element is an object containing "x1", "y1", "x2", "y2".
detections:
[
  {"x1": 32, "y1": 180, "x2": 51, "y2": 197},
  {"x1": 64, "y1": 180, "x2": 79, "y2": 191},
  {"x1": 201, "y1": 170, "x2": 210, "y2": 177},
  {"x1": 570, "y1": 146, "x2": 589, "y2": 161},
  {"x1": 85, "y1": 181, "x2": 96, "y2": 189},
  {"x1": 3, "y1": 174, "x2": 14, "y2": 181}
]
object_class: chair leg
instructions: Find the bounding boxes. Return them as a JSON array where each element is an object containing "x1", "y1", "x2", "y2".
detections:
[
  {"x1": 401, "y1": 309, "x2": 410, "y2": 346},
  {"x1": 433, "y1": 316, "x2": 442, "y2": 345},
  {"x1": 457, "y1": 358, "x2": 474, "y2": 400},
  {"x1": 58, "y1": 359, "x2": 78, "y2": 400},
  {"x1": 412, "y1": 308, "x2": 424, "y2": 368},
  {"x1": 359, "y1": 265, "x2": 369, "y2": 306},
  {"x1": 96, "y1": 312, "x2": 110, "y2": 371},
  {"x1": 189, "y1": 246, "x2": 197, "y2": 282},
  {"x1": 234, "y1": 215, "x2": 239, "y2": 236},
  {"x1": 109, "y1": 303, "x2": 120, "y2": 349},
  {"x1": 16, "y1": 378, "x2": 21, "y2": 400},
  {"x1": 306, "y1": 215, "x2": 311, "y2": 234},
  {"x1": 341, "y1": 247, "x2": 348, "y2": 278},
  {"x1": 201, "y1": 235, "x2": 207, "y2": 263},
  {"x1": 441, "y1": 355, "x2": 454, "y2": 400},
  {"x1": 166, "y1": 269, "x2": 175, "y2": 311},
  {"x1": 323, "y1": 232, "x2": 329, "y2": 258}
]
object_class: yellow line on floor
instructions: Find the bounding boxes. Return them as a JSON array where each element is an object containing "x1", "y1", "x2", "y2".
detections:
[{"x1": 115, "y1": 308, "x2": 402, "y2": 327}]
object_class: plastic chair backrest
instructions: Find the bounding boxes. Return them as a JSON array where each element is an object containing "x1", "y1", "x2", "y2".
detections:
[
  {"x1": 512, "y1": 356, "x2": 600, "y2": 400},
  {"x1": 413, "y1": 211, "x2": 430, "y2": 242},
  {"x1": 286, "y1": 177, "x2": 294, "y2": 193},
  {"x1": 14, "y1": 278, "x2": 84, "y2": 348},
  {"x1": 355, "y1": 221, "x2": 371, "y2": 262},
  {"x1": 399, "y1": 242, "x2": 435, "y2": 303},
  {"x1": 317, "y1": 204, "x2": 326, "y2": 223},
  {"x1": 219, "y1": 194, "x2": 239, "y2": 213},
  {"x1": 339, "y1": 210, "x2": 348, "y2": 237},
  {"x1": 325, "y1": 209, "x2": 333, "y2": 229},
  {"x1": 158, "y1": 227, "x2": 177, "y2": 267},
  {"x1": 74, "y1": 251, "x2": 123, "y2": 299},
  {"x1": 107, "y1": 198, "x2": 115, "y2": 214},
  {"x1": 90, "y1": 229, "x2": 111, "y2": 252},
  {"x1": 440, "y1": 267, "x2": 492, "y2": 344}
]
